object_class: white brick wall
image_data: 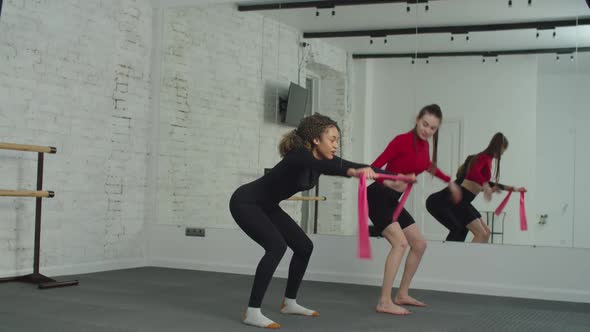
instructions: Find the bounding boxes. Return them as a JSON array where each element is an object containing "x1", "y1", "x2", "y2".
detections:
[
  {"x1": 0, "y1": 0, "x2": 356, "y2": 277},
  {"x1": 316, "y1": 73, "x2": 352, "y2": 235},
  {"x1": 0, "y1": 0, "x2": 152, "y2": 275},
  {"x1": 157, "y1": 4, "x2": 353, "y2": 232}
]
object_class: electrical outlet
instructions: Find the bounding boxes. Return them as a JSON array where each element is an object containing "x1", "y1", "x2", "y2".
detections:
[
  {"x1": 538, "y1": 214, "x2": 548, "y2": 225},
  {"x1": 185, "y1": 227, "x2": 205, "y2": 237}
]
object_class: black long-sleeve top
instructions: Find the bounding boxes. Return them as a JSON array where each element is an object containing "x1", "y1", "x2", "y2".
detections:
[{"x1": 232, "y1": 147, "x2": 392, "y2": 205}]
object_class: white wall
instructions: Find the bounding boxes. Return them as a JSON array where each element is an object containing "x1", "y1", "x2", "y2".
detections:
[
  {"x1": 0, "y1": 0, "x2": 153, "y2": 277},
  {"x1": 515, "y1": 57, "x2": 588, "y2": 249},
  {"x1": 155, "y1": 4, "x2": 351, "y2": 233},
  {"x1": 571, "y1": 71, "x2": 590, "y2": 249},
  {"x1": 148, "y1": 226, "x2": 590, "y2": 303},
  {"x1": 315, "y1": 70, "x2": 351, "y2": 235},
  {"x1": 364, "y1": 59, "x2": 418, "y2": 160},
  {"x1": 536, "y1": 71, "x2": 576, "y2": 247}
]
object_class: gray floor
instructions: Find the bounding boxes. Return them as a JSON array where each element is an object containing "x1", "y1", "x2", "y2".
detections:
[{"x1": 1, "y1": 267, "x2": 589, "y2": 332}]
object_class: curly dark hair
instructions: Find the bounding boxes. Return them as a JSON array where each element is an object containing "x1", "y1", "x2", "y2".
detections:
[{"x1": 278, "y1": 113, "x2": 340, "y2": 157}]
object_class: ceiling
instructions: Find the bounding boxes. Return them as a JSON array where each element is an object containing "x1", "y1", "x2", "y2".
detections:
[{"x1": 236, "y1": 0, "x2": 590, "y2": 55}]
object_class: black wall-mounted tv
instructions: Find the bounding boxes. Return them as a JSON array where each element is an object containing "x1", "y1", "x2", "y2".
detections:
[{"x1": 279, "y1": 82, "x2": 309, "y2": 127}]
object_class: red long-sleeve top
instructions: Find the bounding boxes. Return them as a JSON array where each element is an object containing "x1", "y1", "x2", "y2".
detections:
[
  {"x1": 371, "y1": 131, "x2": 451, "y2": 182},
  {"x1": 464, "y1": 153, "x2": 493, "y2": 186}
]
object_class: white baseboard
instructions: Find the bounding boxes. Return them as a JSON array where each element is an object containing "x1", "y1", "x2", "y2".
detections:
[
  {"x1": 409, "y1": 277, "x2": 590, "y2": 303},
  {"x1": 0, "y1": 257, "x2": 147, "y2": 279},
  {"x1": 4, "y1": 255, "x2": 587, "y2": 304},
  {"x1": 147, "y1": 257, "x2": 590, "y2": 303}
]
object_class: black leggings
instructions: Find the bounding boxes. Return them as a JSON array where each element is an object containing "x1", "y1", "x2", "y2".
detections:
[
  {"x1": 229, "y1": 193, "x2": 313, "y2": 308},
  {"x1": 426, "y1": 187, "x2": 480, "y2": 242}
]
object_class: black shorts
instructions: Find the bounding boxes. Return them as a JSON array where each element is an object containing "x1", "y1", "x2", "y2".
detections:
[
  {"x1": 367, "y1": 182, "x2": 415, "y2": 235},
  {"x1": 451, "y1": 187, "x2": 482, "y2": 226}
]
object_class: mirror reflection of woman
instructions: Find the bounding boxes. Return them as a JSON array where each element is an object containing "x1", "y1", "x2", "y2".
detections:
[
  {"x1": 368, "y1": 104, "x2": 461, "y2": 315},
  {"x1": 426, "y1": 132, "x2": 527, "y2": 243},
  {"x1": 229, "y1": 113, "x2": 395, "y2": 329}
]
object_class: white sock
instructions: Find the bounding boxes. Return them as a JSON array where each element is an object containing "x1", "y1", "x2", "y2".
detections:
[
  {"x1": 243, "y1": 307, "x2": 281, "y2": 329},
  {"x1": 280, "y1": 298, "x2": 319, "y2": 316}
]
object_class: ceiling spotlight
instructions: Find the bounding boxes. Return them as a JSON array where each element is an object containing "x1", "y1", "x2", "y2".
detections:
[
  {"x1": 407, "y1": 6, "x2": 411, "y2": 12},
  {"x1": 570, "y1": 54, "x2": 575, "y2": 61},
  {"x1": 426, "y1": 59, "x2": 429, "y2": 64},
  {"x1": 370, "y1": 39, "x2": 373, "y2": 45},
  {"x1": 556, "y1": 55, "x2": 560, "y2": 61},
  {"x1": 482, "y1": 58, "x2": 486, "y2": 63},
  {"x1": 451, "y1": 35, "x2": 454, "y2": 41},
  {"x1": 331, "y1": 10, "x2": 335, "y2": 16},
  {"x1": 536, "y1": 31, "x2": 540, "y2": 38},
  {"x1": 528, "y1": 0, "x2": 532, "y2": 6},
  {"x1": 411, "y1": 59, "x2": 415, "y2": 64},
  {"x1": 425, "y1": 3, "x2": 429, "y2": 11},
  {"x1": 384, "y1": 38, "x2": 388, "y2": 44},
  {"x1": 466, "y1": 35, "x2": 470, "y2": 41},
  {"x1": 553, "y1": 30, "x2": 557, "y2": 38},
  {"x1": 508, "y1": 0, "x2": 513, "y2": 7},
  {"x1": 316, "y1": 10, "x2": 319, "y2": 17},
  {"x1": 495, "y1": 58, "x2": 499, "y2": 63}
]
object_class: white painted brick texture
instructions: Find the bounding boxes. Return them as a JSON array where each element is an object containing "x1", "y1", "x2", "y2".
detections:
[
  {"x1": 0, "y1": 0, "x2": 153, "y2": 275},
  {"x1": 157, "y1": 4, "x2": 353, "y2": 233}
]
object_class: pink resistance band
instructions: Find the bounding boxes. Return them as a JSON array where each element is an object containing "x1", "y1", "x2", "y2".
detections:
[
  {"x1": 357, "y1": 174, "x2": 371, "y2": 259},
  {"x1": 494, "y1": 191, "x2": 528, "y2": 231},
  {"x1": 494, "y1": 191, "x2": 512, "y2": 215},
  {"x1": 357, "y1": 173, "x2": 415, "y2": 259},
  {"x1": 392, "y1": 183, "x2": 413, "y2": 222},
  {"x1": 519, "y1": 191, "x2": 528, "y2": 231}
]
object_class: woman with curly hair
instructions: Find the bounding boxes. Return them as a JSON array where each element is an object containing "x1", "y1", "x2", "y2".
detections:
[{"x1": 230, "y1": 113, "x2": 399, "y2": 329}]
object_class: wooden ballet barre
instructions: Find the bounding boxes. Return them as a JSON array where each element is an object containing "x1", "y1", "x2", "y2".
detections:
[
  {"x1": 0, "y1": 190, "x2": 55, "y2": 198},
  {"x1": 0, "y1": 142, "x2": 56, "y2": 154},
  {"x1": 287, "y1": 196, "x2": 327, "y2": 201},
  {"x1": 0, "y1": 142, "x2": 78, "y2": 289}
]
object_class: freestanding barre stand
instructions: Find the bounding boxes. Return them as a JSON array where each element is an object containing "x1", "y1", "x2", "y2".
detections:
[{"x1": 0, "y1": 142, "x2": 79, "y2": 289}]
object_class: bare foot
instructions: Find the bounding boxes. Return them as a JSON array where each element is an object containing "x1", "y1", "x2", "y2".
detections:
[
  {"x1": 394, "y1": 295, "x2": 426, "y2": 307},
  {"x1": 376, "y1": 302, "x2": 412, "y2": 315}
]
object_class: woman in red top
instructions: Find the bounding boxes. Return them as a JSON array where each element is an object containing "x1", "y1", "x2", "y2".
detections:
[
  {"x1": 426, "y1": 133, "x2": 527, "y2": 243},
  {"x1": 368, "y1": 104, "x2": 462, "y2": 315}
]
